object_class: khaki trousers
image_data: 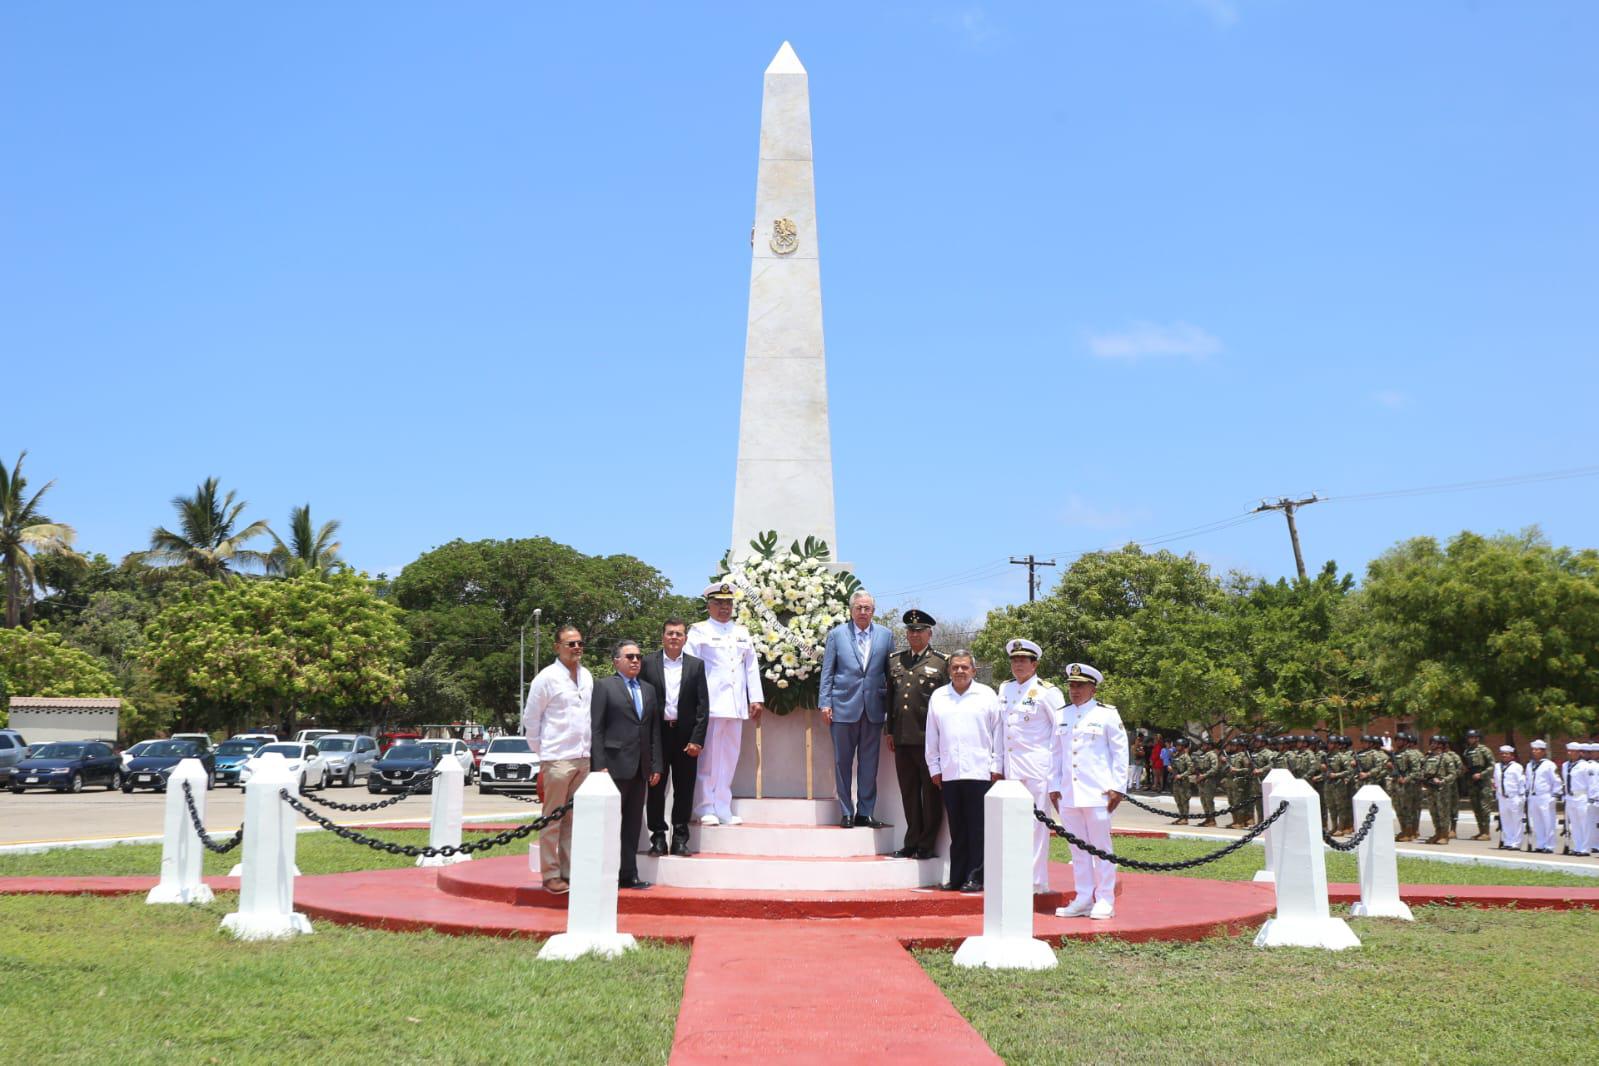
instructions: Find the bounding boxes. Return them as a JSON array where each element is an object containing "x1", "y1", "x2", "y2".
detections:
[{"x1": 538, "y1": 757, "x2": 590, "y2": 884}]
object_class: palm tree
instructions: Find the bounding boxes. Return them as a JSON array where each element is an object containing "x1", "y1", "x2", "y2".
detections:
[
  {"x1": 137, "y1": 477, "x2": 272, "y2": 580},
  {"x1": 267, "y1": 503, "x2": 342, "y2": 577},
  {"x1": 1, "y1": 452, "x2": 82, "y2": 627}
]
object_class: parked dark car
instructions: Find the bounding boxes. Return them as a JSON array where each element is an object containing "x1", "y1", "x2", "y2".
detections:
[
  {"x1": 124, "y1": 741, "x2": 216, "y2": 793},
  {"x1": 367, "y1": 742, "x2": 444, "y2": 794},
  {"x1": 213, "y1": 737, "x2": 269, "y2": 787},
  {"x1": 9, "y1": 741, "x2": 123, "y2": 793}
]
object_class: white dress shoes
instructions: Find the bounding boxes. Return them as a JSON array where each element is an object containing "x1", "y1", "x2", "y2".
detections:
[
  {"x1": 700, "y1": 814, "x2": 721, "y2": 826},
  {"x1": 1089, "y1": 900, "x2": 1115, "y2": 920},
  {"x1": 725, "y1": 815, "x2": 744, "y2": 825},
  {"x1": 1056, "y1": 898, "x2": 1093, "y2": 918}
]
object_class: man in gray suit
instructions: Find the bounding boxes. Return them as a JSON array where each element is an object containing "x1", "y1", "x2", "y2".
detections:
[{"x1": 820, "y1": 589, "x2": 895, "y2": 828}]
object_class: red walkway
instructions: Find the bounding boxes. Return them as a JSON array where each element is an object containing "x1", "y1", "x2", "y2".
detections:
[{"x1": 671, "y1": 926, "x2": 999, "y2": 1065}]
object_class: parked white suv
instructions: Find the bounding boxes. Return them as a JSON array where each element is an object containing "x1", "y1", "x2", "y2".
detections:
[
  {"x1": 316, "y1": 734, "x2": 379, "y2": 787},
  {"x1": 478, "y1": 736, "x2": 540, "y2": 795},
  {"x1": 240, "y1": 742, "x2": 330, "y2": 791},
  {"x1": 419, "y1": 739, "x2": 475, "y2": 783}
]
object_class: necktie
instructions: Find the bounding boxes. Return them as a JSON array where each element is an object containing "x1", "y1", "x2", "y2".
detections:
[
  {"x1": 627, "y1": 679, "x2": 642, "y2": 718},
  {"x1": 856, "y1": 628, "x2": 868, "y2": 667}
]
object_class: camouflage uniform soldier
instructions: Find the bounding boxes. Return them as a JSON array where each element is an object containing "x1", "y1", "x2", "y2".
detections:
[
  {"x1": 1271, "y1": 736, "x2": 1292, "y2": 773},
  {"x1": 1306, "y1": 738, "x2": 1330, "y2": 830},
  {"x1": 1460, "y1": 729, "x2": 1496, "y2": 841},
  {"x1": 1195, "y1": 736, "x2": 1222, "y2": 827},
  {"x1": 1390, "y1": 732, "x2": 1425, "y2": 841},
  {"x1": 1439, "y1": 738, "x2": 1465, "y2": 840},
  {"x1": 1422, "y1": 736, "x2": 1452, "y2": 844},
  {"x1": 1226, "y1": 738, "x2": 1252, "y2": 828},
  {"x1": 1250, "y1": 735, "x2": 1276, "y2": 823},
  {"x1": 1353, "y1": 735, "x2": 1387, "y2": 828},
  {"x1": 1169, "y1": 738, "x2": 1195, "y2": 824},
  {"x1": 1326, "y1": 735, "x2": 1357, "y2": 834}
]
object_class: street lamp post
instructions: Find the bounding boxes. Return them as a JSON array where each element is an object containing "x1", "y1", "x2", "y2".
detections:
[{"x1": 518, "y1": 608, "x2": 542, "y2": 717}]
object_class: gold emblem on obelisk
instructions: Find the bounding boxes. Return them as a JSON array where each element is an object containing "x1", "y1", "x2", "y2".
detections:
[{"x1": 769, "y1": 217, "x2": 799, "y2": 255}]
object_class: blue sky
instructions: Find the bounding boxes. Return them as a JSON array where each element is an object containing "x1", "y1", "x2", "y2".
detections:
[{"x1": 4, "y1": 2, "x2": 1595, "y2": 622}]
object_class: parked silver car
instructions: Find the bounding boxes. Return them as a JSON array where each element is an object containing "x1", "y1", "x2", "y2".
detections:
[
  {"x1": 0, "y1": 728, "x2": 28, "y2": 784},
  {"x1": 315, "y1": 733, "x2": 379, "y2": 787}
]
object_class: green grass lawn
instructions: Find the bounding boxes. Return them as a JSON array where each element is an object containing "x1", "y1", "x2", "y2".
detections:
[
  {"x1": 922, "y1": 906, "x2": 1599, "y2": 1065},
  {"x1": 0, "y1": 894, "x2": 685, "y2": 1065},
  {"x1": 1062, "y1": 836, "x2": 1599, "y2": 888},
  {"x1": 0, "y1": 825, "x2": 531, "y2": 878}
]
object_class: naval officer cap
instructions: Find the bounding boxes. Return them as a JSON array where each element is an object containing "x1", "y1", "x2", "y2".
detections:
[
  {"x1": 1005, "y1": 638, "x2": 1042, "y2": 660},
  {"x1": 702, "y1": 580, "x2": 736, "y2": 600},
  {"x1": 902, "y1": 609, "x2": 937, "y2": 631},
  {"x1": 1064, "y1": 662, "x2": 1103, "y2": 686}
]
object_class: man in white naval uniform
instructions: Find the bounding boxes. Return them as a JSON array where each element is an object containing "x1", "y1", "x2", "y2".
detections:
[
  {"x1": 686, "y1": 581, "x2": 765, "y2": 826},
  {"x1": 1562, "y1": 742, "x2": 1592, "y2": 856},
  {"x1": 1048, "y1": 662, "x2": 1129, "y2": 920},
  {"x1": 1524, "y1": 739, "x2": 1560, "y2": 853},
  {"x1": 996, "y1": 638, "x2": 1064, "y2": 893},
  {"x1": 1493, "y1": 745, "x2": 1526, "y2": 850}
]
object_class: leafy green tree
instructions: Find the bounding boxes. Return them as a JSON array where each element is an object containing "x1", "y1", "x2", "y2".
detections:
[
  {"x1": 141, "y1": 571, "x2": 408, "y2": 736},
  {"x1": 392, "y1": 537, "x2": 699, "y2": 724},
  {"x1": 136, "y1": 477, "x2": 272, "y2": 580},
  {"x1": 267, "y1": 504, "x2": 342, "y2": 578},
  {"x1": 1, "y1": 451, "x2": 83, "y2": 627},
  {"x1": 1361, "y1": 528, "x2": 1599, "y2": 739},
  {"x1": 0, "y1": 626, "x2": 125, "y2": 729}
]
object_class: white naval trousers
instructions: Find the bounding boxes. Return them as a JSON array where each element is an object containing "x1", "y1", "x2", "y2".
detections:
[
  {"x1": 695, "y1": 718, "x2": 742, "y2": 821},
  {"x1": 1060, "y1": 805, "x2": 1116, "y2": 906},
  {"x1": 1013, "y1": 776, "x2": 1052, "y2": 891},
  {"x1": 1528, "y1": 794, "x2": 1557, "y2": 851},
  {"x1": 1498, "y1": 796, "x2": 1525, "y2": 848},
  {"x1": 1568, "y1": 796, "x2": 1591, "y2": 854}
]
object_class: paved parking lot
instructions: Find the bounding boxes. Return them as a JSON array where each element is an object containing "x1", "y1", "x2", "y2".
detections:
[{"x1": 0, "y1": 779, "x2": 541, "y2": 846}]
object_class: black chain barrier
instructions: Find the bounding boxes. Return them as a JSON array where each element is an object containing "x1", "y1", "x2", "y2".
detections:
[
  {"x1": 489, "y1": 789, "x2": 543, "y2": 804},
  {"x1": 1323, "y1": 803, "x2": 1380, "y2": 851},
  {"x1": 295, "y1": 771, "x2": 436, "y2": 812},
  {"x1": 1034, "y1": 800, "x2": 1289, "y2": 872},
  {"x1": 280, "y1": 788, "x2": 573, "y2": 860},
  {"x1": 1119, "y1": 791, "x2": 1234, "y2": 821},
  {"x1": 181, "y1": 780, "x2": 245, "y2": 854}
]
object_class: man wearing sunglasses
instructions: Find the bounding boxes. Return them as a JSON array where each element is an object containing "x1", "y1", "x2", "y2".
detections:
[
  {"x1": 591, "y1": 640, "x2": 664, "y2": 889},
  {"x1": 522, "y1": 624, "x2": 593, "y2": 894}
]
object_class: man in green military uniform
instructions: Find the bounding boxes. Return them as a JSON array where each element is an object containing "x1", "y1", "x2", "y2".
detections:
[
  {"x1": 1169, "y1": 737, "x2": 1195, "y2": 824},
  {"x1": 1326, "y1": 735, "x2": 1356, "y2": 834},
  {"x1": 1272, "y1": 736, "x2": 1292, "y2": 773},
  {"x1": 1438, "y1": 736, "x2": 1465, "y2": 841},
  {"x1": 1422, "y1": 735, "x2": 1457, "y2": 844},
  {"x1": 883, "y1": 609, "x2": 949, "y2": 860},
  {"x1": 1195, "y1": 735, "x2": 1222, "y2": 827},
  {"x1": 1390, "y1": 732, "x2": 1425, "y2": 841},
  {"x1": 1353, "y1": 735, "x2": 1389, "y2": 828},
  {"x1": 1250, "y1": 734, "x2": 1276, "y2": 823},
  {"x1": 1460, "y1": 729, "x2": 1496, "y2": 840},
  {"x1": 1306, "y1": 737, "x2": 1330, "y2": 830},
  {"x1": 1225, "y1": 737, "x2": 1252, "y2": 828}
]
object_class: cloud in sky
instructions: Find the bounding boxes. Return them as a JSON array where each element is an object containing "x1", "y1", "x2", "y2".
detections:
[
  {"x1": 1085, "y1": 320, "x2": 1223, "y2": 362},
  {"x1": 936, "y1": 6, "x2": 1000, "y2": 46},
  {"x1": 1057, "y1": 494, "x2": 1150, "y2": 531}
]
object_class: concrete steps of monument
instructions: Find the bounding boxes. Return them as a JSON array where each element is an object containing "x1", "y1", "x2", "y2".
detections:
[
  {"x1": 728, "y1": 797, "x2": 841, "y2": 825},
  {"x1": 690, "y1": 822, "x2": 893, "y2": 858},
  {"x1": 640, "y1": 851, "x2": 942, "y2": 892}
]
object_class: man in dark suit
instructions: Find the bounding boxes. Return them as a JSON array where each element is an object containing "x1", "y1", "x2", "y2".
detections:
[
  {"x1": 590, "y1": 639, "x2": 664, "y2": 889},
  {"x1": 640, "y1": 617, "x2": 710, "y2": 857}
]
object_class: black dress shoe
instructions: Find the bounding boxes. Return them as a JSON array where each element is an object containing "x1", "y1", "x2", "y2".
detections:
[
  {"x1": 670, "y1": 836, "x2": 692, "y2": 857},
  {"x1": 857, "y1": 816, "x2": 890, "y2": 829},
  {"x1": 647, "y1": 834, "x2": 667, "y2": 857},
  {"x1": 912, "y1": 848, "x2": 935, "y2": 861},
  {"x1": 938, "y1": 881, "x2": 962, "y2": 891},
  {"x1": 840, "y1": 815, "x2": 856, "y2": 829},
  {"x1": 959, "y1": 879, "x2": 983, "y2": 893},
  {"x1": 892, "y1": 846, "x2": 915, "y2": 858},
  {"x1": 618, "y1": 877, "x2": 653, "y2": 890}
]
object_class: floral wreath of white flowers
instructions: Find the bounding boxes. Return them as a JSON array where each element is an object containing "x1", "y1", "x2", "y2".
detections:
[{"x1": 710, "y1": 531, "x2": 862, "y2": 715}]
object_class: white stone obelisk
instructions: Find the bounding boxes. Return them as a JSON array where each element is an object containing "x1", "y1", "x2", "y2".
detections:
[{"x1": 730, "y1": 41, "x2": 838, "y2": 559}]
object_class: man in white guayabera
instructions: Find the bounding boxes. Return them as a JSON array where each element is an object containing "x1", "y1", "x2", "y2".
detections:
[{"x1": 686, "y1": 582, "x2": 765, "y2": 826}]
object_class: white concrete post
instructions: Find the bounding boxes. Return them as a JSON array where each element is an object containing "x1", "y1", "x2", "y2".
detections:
[
  {"x1": 538, "y1": 772, "x2": 636, "y2": 960},
  {"x1": 146, "y1": 758, "x2": 215, "y2": 905},
  {"x1": 1348, "y1": 784, "x2": 1413, "y2": 920},
  {"x1": 1254, "y1": 778, "x2": 1360, "y2": 950},
  {"x1": 953, "y1": 780, "x2": 1057, "y2": 970},
  {"x1": 418, "y1": 756, "x2": 470, "y2": 867},
  {"x1": 1254, "y1": 767, "x2": 1295, "y2": 883},
  {"x1": 220, "y1": 753, "x2": 313, "y2": 940}
]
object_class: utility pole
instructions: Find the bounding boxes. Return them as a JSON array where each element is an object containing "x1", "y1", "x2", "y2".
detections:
[
  {"x1": 1010, "y1": 555, "x2": 1057, "y2": 603},
  {"x1": 1254, "y1": 495, "x2": 1321, "y2": 580},
  {"x1": 518, "y1": 607, "x2": 542, "y2": 714}
]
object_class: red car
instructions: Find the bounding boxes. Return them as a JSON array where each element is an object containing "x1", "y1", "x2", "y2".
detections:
[{"x1": 465, "y1": 739, "x2": 488, "y2": 769}]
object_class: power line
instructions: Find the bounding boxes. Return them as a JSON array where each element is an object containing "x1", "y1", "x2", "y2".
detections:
[
  {"x1": 1009, "y1": 555, "x2": 1056, "y2": 602},
  {"x1": 1253, "y1": 495, "x2": 1322, "y2": 580},
  {"x1": 1324, "y1": 464, "x2": 1599, "y2": 503}
]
